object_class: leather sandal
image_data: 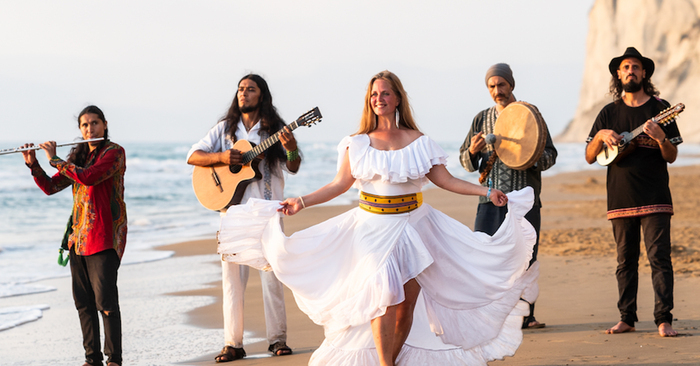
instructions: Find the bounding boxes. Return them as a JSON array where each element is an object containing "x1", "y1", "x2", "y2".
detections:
[
  {"x1": 522, "y1": 315, "x2": 546, "y2": 329},
  {"x1": 215, "y1": 346, "x2": 246, "y2": 363},
  {"x1": 520, "y1": 298, "x2": 545, "y2": 329},
  {"x1": 268, "y1": 341, "x2": 293, "y2": 356}
]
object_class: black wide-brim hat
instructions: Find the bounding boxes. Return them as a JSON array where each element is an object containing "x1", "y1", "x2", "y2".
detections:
[{"x1": 608, "y1": 47, "x2": 655, "y2": 78}]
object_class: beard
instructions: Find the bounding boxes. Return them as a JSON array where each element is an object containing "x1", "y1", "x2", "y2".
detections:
[
  {"x1": 239, "y1": 102, "x2": 260, "y2": 114},
  {"x1": 494, "y1": 93, "x2": 510, "y2": 107},
  {"x1": 622, "y1": 79, "x2": 642, "y2": 93}
]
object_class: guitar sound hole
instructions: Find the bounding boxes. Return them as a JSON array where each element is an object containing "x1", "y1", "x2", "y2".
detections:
[{"x1": 229, "y1": 165, "x2": 242, "y2": 174}]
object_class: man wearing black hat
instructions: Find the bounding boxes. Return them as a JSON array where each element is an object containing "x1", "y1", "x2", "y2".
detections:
[
  {"x1": 460, "y1": 63, "x2": 557, "y2": 329},
  {"x1": 585, "y1": 47, "x2": 682, "y2": 337}
]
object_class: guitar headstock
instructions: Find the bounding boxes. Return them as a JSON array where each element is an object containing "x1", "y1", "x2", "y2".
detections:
[
  {"x1": 295, "y1": 107, "x2": 323, "y2": 127},
  {"x1": 656, "y1": 103, "x2": 685, "y2": 126}
]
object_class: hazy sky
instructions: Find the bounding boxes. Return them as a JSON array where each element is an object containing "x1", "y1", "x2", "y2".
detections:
[{"x1": 1, "y1": 0, "x2": 594, "y2": 145}]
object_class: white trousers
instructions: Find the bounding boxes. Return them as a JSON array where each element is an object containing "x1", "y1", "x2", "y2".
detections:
[{"x1": 221, "y1": 260, "x2": 287, "y2": 348}]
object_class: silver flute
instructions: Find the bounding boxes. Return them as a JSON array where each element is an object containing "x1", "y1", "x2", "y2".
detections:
[{"x1": 0, "y1": 138, "x2": 105, "y2": 156}]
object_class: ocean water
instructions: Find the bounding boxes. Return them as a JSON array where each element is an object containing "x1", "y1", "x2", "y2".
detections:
[{"x1": 2, "y1": 139, "x2": 700, "y2": 331}]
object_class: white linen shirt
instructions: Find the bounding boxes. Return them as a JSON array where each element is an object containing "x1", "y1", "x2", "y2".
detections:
[{"x1": 187, "y1": 120, "x2": 292, "y2": 211}]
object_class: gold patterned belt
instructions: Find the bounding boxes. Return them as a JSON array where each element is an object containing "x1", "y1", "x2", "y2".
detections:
[{"x1": 359, "y1": 191, "x2": 422, "y2": 214}]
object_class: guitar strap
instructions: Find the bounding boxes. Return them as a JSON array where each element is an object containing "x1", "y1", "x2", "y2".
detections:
[
  {"x1": 260, "y1": 130, "x2": 273, "y2": 201},
  {"x1": 222, "y1": 123, "x2": 273, "y2": 200},
  {"x1": 655, "y1": 97, "x2": 673, "y2": 126},
  {"x1": 655, "y1": 97, "x2": 671, "y2": 110},
  {"x1": 652, "y1": 98, "x2": 676, "y2": 138}
]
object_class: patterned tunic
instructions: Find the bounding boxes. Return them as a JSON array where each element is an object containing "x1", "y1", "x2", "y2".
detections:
[
  {"x1": 460, "y1": 105, "x2": 557, "y2": 207},
  {"x1": 29, "y1": 142, "x2": 127, "y2": 258}
]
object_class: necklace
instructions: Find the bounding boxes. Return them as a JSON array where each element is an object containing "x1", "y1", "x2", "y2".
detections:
[{"x1": 243, "y1": 118, "x2": 260, "y2": 133}]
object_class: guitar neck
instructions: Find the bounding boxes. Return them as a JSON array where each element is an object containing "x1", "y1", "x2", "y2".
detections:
[{"x1": 242, "y1": 121, "x2": 301, "y2": 163}]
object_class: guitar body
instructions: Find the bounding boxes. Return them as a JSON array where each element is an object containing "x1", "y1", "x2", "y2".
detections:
[
  {"x1": 596, "y1": 143, "x2": 620, "y2": 166},
  {"x1": 596, "y1": 141, "x2": 640, "y2": 166},
  {"x1": 596, "y1": 132, "x2": 634, "y2": 166},
  {"x1": 191, "y1": 106, "x2": 323, "y2": 211},
  {"x1": 192, "y1": 139, "x2": 263, "y2": 211}
]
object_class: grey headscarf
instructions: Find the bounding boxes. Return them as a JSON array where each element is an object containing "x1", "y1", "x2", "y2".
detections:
[{"x1": 485, "y1": 63, "x2": 515, "y2": 89}]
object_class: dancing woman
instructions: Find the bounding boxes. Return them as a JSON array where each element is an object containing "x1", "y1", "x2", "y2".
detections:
[
  {"x1": 221, "y1": 71, "x2": 538, "y2": 365},
  {"x1": 21, "y1": 105, "x2": 127, "y2": 366}
]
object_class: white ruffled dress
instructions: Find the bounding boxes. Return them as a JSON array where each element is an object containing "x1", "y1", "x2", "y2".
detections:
[{"x1": 218, "y1": 134, "x2": 538, "y2": 365}]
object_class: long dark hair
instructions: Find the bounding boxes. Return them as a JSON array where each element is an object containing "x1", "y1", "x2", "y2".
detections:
[
  {"x1": 609, "y1": 74, "x2": 659, "y2": 103},
  {"x1": 220, "y1": 74, "x2": 289, "y2": 172},
  {"x1": 67, "y1": 105, "x2": 109, "y2": 167}
]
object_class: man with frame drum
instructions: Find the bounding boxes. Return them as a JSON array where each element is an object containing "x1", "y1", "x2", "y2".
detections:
[
  {"x1": 459, "y1": 63, "x2": 557, "y2": 329},
  {"x1": 585, "y1": 47, "x2": 681, "y2": 337}
]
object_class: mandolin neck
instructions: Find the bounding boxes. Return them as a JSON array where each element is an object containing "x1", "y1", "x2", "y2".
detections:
[
  {"x1": 625, "y1": 106, "x2": 680, "y2": 144},
  {"x1": 627, "y1": 124, "x2": 647, "y2": 142}
]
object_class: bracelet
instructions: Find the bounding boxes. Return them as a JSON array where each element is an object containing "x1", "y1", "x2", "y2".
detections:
[
  {"x1": 298, "y1": 196, "x2": 306, "y2": 209},
  {"x1": 286, "y1": 149, "x2": 299, "y2": 161},
  {"x1": 487, "y1": 187, "x2": 492, "y2": 200}
]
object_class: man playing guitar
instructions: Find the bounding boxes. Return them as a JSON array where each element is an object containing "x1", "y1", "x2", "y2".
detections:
[
  {"x1": 187, "y1": 73, "x2": 299, "y2": 361},
  {"x1": 585, "y1": 47, "x2": 682, "y2": 337}
]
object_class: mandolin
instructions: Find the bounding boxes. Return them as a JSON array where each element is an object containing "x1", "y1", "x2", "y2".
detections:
[
  {"x1": 596, "y1": 103, "x2": 684, "y2": 166},
  {"x1": 192, "y1": 107, "x2": 322, "y2": 211}
]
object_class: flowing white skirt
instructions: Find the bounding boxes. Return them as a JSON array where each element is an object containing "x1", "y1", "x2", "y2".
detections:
[{"x1": 218, "y1": 187, "x2": 538, "y2": 365}]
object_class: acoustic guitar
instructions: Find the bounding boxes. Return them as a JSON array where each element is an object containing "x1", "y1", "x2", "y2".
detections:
[
  {"x1": 596, "y1": 103, "x2": 684, "y2": 166},
  {"x1": 193, "y1": 107, "x2": 322, "y2": 211}
]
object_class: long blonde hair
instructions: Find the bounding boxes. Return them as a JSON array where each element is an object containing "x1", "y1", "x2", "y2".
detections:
[{"x1": 356, "y1": 71, "x2": 420, "y2": 135}]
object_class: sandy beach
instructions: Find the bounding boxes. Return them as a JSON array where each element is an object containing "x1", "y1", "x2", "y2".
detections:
[{"x1": 2, "y1": 165, "x2": 700, "y2": 365}]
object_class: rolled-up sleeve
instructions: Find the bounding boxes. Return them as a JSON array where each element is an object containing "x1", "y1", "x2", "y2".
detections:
[
  {"x1": 535, "y1": 124, "x2": 557, "y2": 172},
  {"x1": 187, "y1": 122, "x2": 226, "y2": 161},
  {"x1": 459, "y1": 114, "x2": 483, "y2": 173}
]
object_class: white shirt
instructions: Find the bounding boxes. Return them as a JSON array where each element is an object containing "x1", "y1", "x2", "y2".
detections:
[{"x1": 187, "y1": 120, "x2": 292, "y2": 208}]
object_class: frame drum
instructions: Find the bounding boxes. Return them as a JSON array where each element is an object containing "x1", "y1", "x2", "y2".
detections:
[{"x1": 493, "y1": 101, "x2": 547, "y2": 170}]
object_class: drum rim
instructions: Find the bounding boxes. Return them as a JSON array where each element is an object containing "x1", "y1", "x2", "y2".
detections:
[{"x1": 493, "y1": 101, "x2": 547, "y2": 170}]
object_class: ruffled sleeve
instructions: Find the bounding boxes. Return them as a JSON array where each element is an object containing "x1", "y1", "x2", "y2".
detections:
[{"x1": 337, "y1": 134, "x2": 448, "y2": 188}]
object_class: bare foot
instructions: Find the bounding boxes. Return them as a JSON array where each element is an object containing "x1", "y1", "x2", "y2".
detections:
[
  {"x1": 658, "y1": 322, "x2": 678, "y2": 337},
  {"x1": 605, "y1": 321, "x2": 635, "y2": 334}
]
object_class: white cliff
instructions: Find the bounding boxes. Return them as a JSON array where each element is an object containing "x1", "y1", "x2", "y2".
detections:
[{"x1": 559, "y1": 0, "x2": 700, "y2": 142}]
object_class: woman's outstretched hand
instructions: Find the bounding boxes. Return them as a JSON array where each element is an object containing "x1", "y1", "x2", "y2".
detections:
[
  {"x1": 490, "y1": 189, "x2": 508, "y2": 207},
  {"x1": 278, "y1": 197, "x2": 304, "y2": 216}
]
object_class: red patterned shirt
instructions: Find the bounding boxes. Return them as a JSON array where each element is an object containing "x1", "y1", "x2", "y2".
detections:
[{"x1": 29, "y1": 142, "x2": 127, "y2": 259}]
